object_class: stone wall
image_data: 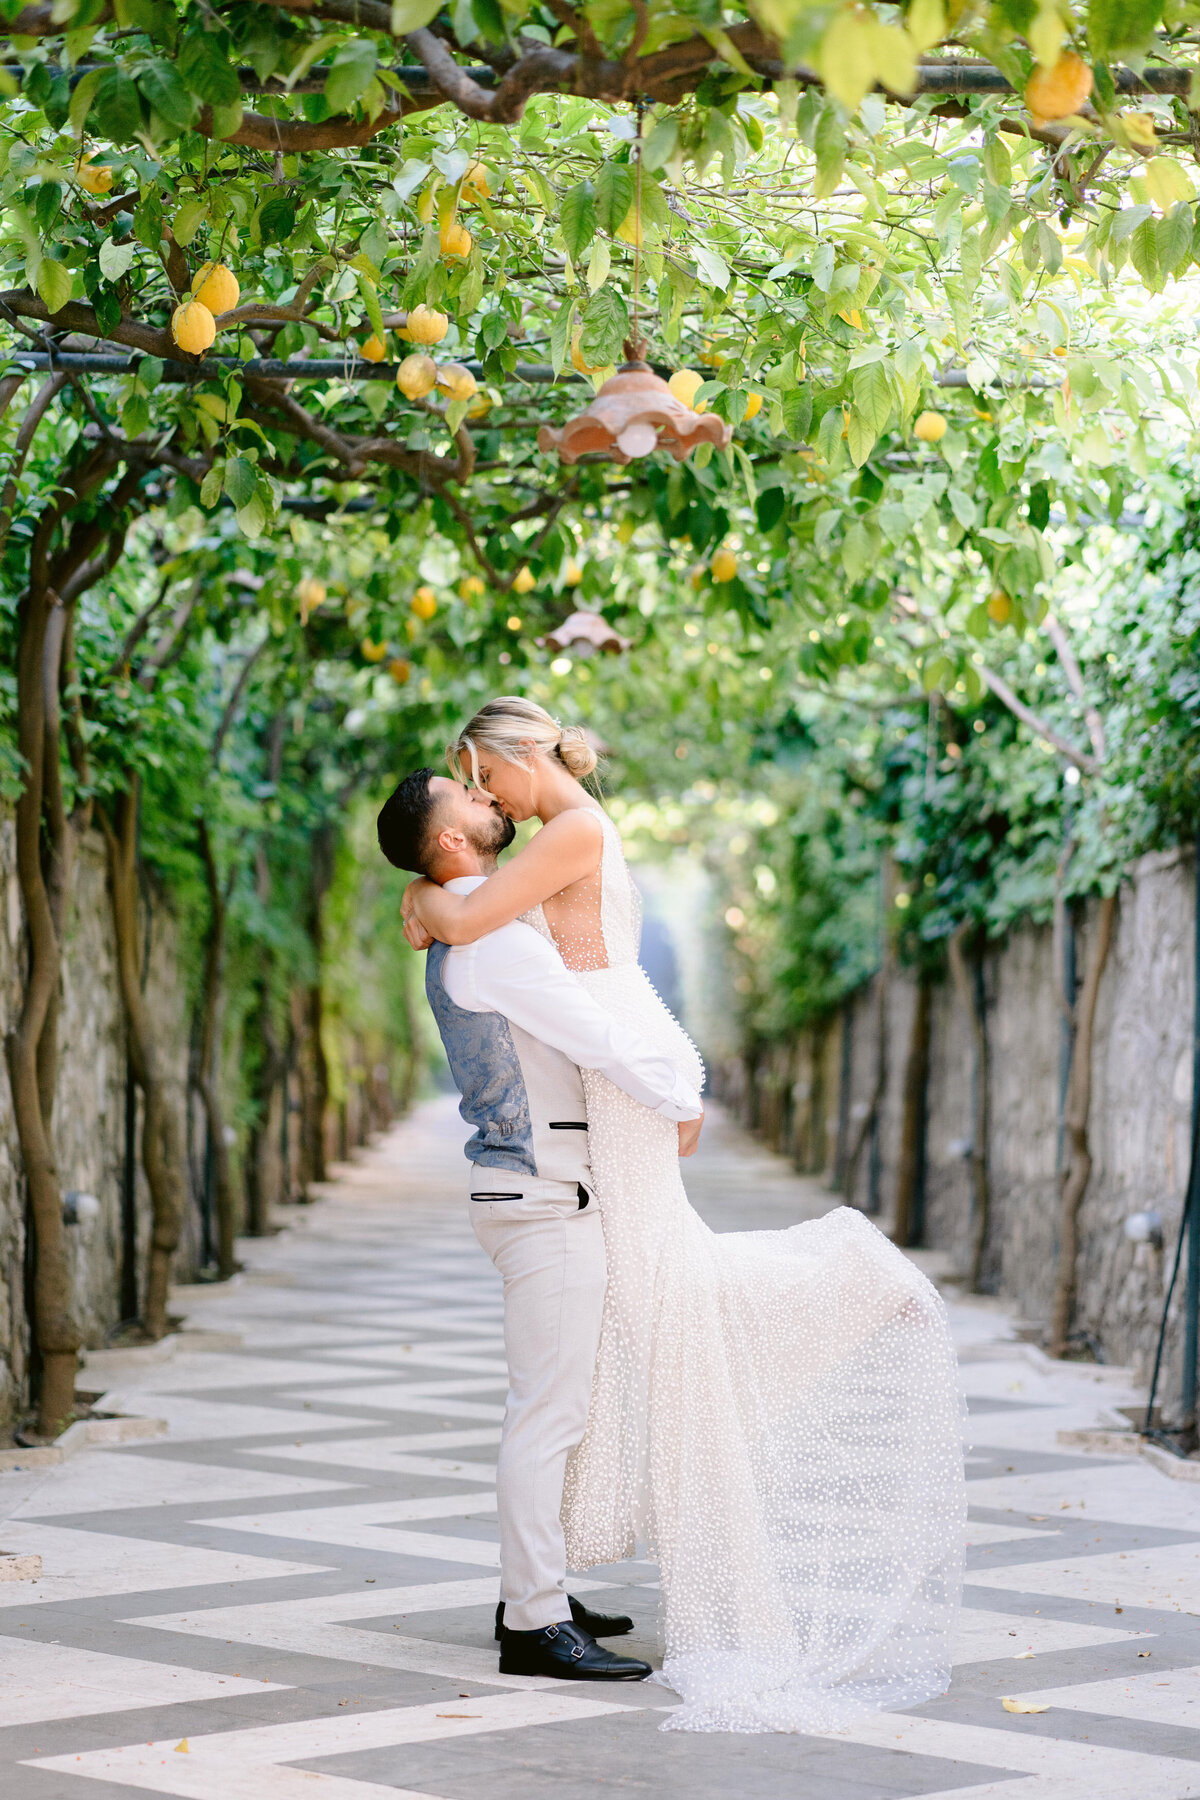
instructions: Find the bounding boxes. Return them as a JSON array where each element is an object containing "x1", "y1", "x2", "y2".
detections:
[
  {"x1": 0, "y1": 814, "x2": 193, "y2": 1428},
  {"x1": 714, "y1": 847, "x2": 1197, "y2": 1406}
]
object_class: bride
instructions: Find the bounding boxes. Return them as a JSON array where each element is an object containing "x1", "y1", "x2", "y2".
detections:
[{"x1": 401, "y1": 695, "x2": 966, "y2": 1735}]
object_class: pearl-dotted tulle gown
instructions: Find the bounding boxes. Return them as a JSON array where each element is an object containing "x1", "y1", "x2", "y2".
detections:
[{"x1": 523, "y1": 807, "x2": 966, "y2": 1734}]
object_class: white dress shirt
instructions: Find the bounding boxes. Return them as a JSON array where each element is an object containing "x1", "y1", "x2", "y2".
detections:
[{"x1": 438, "y1": 875, "x2": 703, "y2": 1122}]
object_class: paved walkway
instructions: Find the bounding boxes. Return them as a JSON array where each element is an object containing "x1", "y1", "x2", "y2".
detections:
[{"x1": 3, "y1": 1094, "x2": 1200, "y2": 1799}]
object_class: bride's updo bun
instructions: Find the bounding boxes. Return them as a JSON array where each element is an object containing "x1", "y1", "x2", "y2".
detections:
[
  {"x1": 448, "y1": 695, "x2": 601, "y2": 785},
  {"x1": 555, "y1": 723, "x2": 599, "y2": 778}
]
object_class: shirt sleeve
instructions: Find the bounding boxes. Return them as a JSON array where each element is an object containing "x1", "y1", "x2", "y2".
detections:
[{"x1": 466, "y1": 923, "x2": 703, "y2": 1122}]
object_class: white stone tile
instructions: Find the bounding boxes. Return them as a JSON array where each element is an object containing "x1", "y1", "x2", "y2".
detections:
[
  {"x1": 99, "y1": 1394, "x2": 381, "y2": 1442},
  {"x1": 965, "y1": 1460, "x2": 1200, "y2": 1531},
  {"x1": 1019, "y1": 1662, "x2": 1200, "y2": 1726},
  {"x1": 26, "y1": 1691, "x2": 656, "y2": 1798},
  {"x1": 968, "y1": 1542, "x2": 1200, "y2": 1614},
  {"x1": 953, "y1": 1607, "x2": 1147, "y2": 1663},
  {"x1": 11, "y1": 1452, "x2": 352, "y2": 1518},
  {"x1": 0, "y1": 1637, "x2": 288, "y2": 1727},
  {"x1": 0, "y1": 1522, "x2": 328, "y2": 1605}
]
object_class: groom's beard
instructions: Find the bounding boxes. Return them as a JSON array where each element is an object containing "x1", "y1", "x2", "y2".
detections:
[{"x1": 468, "y1": 807, "x2": 516, "y2": 858}]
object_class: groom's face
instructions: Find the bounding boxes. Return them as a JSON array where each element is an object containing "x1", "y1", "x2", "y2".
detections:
[{"x1": 428, "y1": 777, "x2": 515, "y2": 869}]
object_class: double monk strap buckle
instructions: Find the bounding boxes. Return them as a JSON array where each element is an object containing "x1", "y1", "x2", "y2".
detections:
[
  {"x1": 570, "y1": 1641, "x2": 585, "y2": 1659},
  {"x1": 544, "y1": 1623, "x2": 559, "y2": 1640}
]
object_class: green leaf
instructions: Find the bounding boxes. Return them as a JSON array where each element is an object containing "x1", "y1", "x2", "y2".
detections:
[
  {"x1": 199, "y1": 464, "x2": 223, "y2": 508},
  {"x1": 138, "y1": 58, "x2": 197, "y2": 131},
  {"x1": 178, "y1": 31, "x2": 241, "y2": 107},
  {"x1": 173, "y1": 196, "x2": 209, "y2": 247},
  {"x1": 93, "y1": 67, "x2": 142, "y2": 142},
  {"x1": 325, "y1": 38, "x2": 378, "y2": 113},
  {"x1": 356, "y1": 273, "x2": 385, "y2": 342},
  {"x1": 560, "y1": 181, "x2": 596, "y2": 264},
  {"x1": 224, "y1": 456, "x2": 258, "y2": 509},
  {"x1": 68, "y1": 66, "x2": 103, "y2": 136},
  {"x1": 237, "y1": 495, "x2": 267, "y2": 538},
  {"x1": 98, "y1": 236, "x2": 137, "y2": 281},
  {"x1": 390, "y1": 0, "x2": 441, "y2": 29},
  {"x1": 1130, "y1": 215, "x2": 1162, "y2": 288},
  {"x1": 579, "y1": 285, "x2": 629, "y2": 366},
  {"x1": 1156, "y1": 201, "x2": 1192, "y2": 275},
  {"x1": 1087, "y1": 0, "x2": 1163, "y2": 59},
  {"x1": 947, "y1": 486, "x2": 977, "y2": 527},
  {"x1": 782, "y1": 386, "x2": 813, "y2": 440},
  {"x1": 694, "y1": 244, "x2": 731, "y2": 292},
  {"x1": 813, "y1": 107, "x2": 846, "y2": 201},
  {"x1": 816, "y1": 405, "x2": 844, "y2": 463},
  {"x1": 258, "y1": 191, "x2": 296, "y2": 243},
  {"x1": 852, "y1": 361, "x2": 893, "y2": 433},
  {"x1": 137, "y1": 355, "x2": 164, "y2": 391},
  {"x1": 37, "y1": 258, "x2": 73, "y2": 315},
  {"x1": 549, "y1": 296, "x2": 576, "y2": 378},
  {"x1": 594, "y1": 162, "x2": 635, "y2": 236},
  {"x1": 846, "y1": 408, "x2": 876, "y2": 468}
]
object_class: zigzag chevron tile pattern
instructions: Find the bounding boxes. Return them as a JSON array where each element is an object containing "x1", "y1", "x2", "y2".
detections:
[{"x1": 4, "y1": 1094, "x2": 1200, "y2": 1799}]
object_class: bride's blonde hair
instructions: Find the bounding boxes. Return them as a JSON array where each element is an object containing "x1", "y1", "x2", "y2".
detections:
[{"x1": 448, "y1": 696, "x2": 600, "y2": 789}]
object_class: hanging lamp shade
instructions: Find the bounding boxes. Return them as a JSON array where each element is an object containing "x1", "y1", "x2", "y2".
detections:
[
  {"x1": 538, "y1": 362, "x2": 733, "y2": 466},
  {"x1": 543, "y1": 610, "x2": 632, "y2": 656}
]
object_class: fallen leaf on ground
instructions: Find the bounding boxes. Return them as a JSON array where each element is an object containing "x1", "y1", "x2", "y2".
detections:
[
  {"x1": 436, "y1": 1714, "x2": 480, "y2": 1719},
  {"x1": 1002, "y1": 1697, "x2": 1050, "y2": 1714},
  {"x1": 1013, "y1": 1651, "x2": 1035, "y2": 1659},
  {"x1": 173, "y1": 1740, "x2": 189, "y2": 1754}
]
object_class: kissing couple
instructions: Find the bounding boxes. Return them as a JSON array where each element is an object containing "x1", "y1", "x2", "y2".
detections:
[{"x1": 378, "y1": 695, "x2": 965, "y2": 1735}]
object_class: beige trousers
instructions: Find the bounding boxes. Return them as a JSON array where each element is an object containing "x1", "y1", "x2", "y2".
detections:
[{"x1": 469, "y1": 1177, "x2": 607, "y2": 1632}]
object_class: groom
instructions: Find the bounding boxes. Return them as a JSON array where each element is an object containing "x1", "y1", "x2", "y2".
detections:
[{"x1": 378, "y1": 770, "x2": 703, "y2": 1682}]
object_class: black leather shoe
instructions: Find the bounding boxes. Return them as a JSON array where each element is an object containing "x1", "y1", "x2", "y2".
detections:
[
  {"x1": 497, "y1": 1619, "x2": 651, "y2": 1681},
  {"x1": 495, "y1": 1595, "x2": 635, "y2": 1641}
]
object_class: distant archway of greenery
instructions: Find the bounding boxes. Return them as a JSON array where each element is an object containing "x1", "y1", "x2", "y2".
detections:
[{"x1": 3, "y1": 0, "x2": 1200, "y2": 1430}]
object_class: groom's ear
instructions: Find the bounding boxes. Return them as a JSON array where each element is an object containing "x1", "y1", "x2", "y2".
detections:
[{"x1": 434, "y1": 824, "x2": 468, "y2": 860}]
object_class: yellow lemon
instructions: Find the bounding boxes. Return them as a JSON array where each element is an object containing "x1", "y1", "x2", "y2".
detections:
[
  {"x1": 360, "y1": 334, "x2": 387, "y2": 363},
  {"x1": 388, "y1": 657, "x2": 412, "y2": 684},
  {"x1": 75, "y1": 155, "x2": 113, "y2": 195},
  {"x1": 396, "y1": 353, "x2": 438, "y2": 400},
  {"x1": 410, "y1": 586, "x2": 438, "y2": 621},
  {"x1": 297, "y1": 577, "x2": 325, "y2": 621},
  {"x1": 405, "y1": 304, "x2": 449, "y2": 346},
  {"x1": 436, "y1": 363, "x2": 477, "y2": 403},
  {"x1": 361, "y1": 636, "x2": 388, "y2": 662},
  {"x1": 914, "y1": 410, "x2": 948, "y2": 443},
  {"x1": 563, "y1": 558, "x2": 583, "y2": 586},
  {"x1": 512, "y1": 566, "x2": 535, "y2": 594},
  {"x1": 690, "y1": 568, "x2": 705, "y2": 591},
  {"x1": 742, "y1": 392, "x2": 763, "y2": 421},
  {"x1": 439, "y1": 218, "x2": 472, "y2": 259},
  {"x1": 668, "y1": 369, "x2": 704, "y2": 410},
  {"x1": 459, "y1": 575, "x2": 486, "y2": 600},
  {"x1": 467, "y1": 393, "x2": 492, "y2": 418},
  {"x1": 171, "y1": 299, "x2": 216, "y2": 355},
  {"x1": 190, "y1": 261, "x2": 239, "y2": 315},
  {"x1": 1025, "y1": 52, "x2": 1093, "y2": 122},
  {"x1": 461, "y1": 160, "x2": 492, "y2": 202},
  {"x1": 711, "y1": 547, "x2": 738, "y2": 584},
  {"x1": 987, "y1": 590, "x2": 1012, "y2": 625},
  {"x1": 571, "y1": 331, "x2": 608, "y2": 379}
]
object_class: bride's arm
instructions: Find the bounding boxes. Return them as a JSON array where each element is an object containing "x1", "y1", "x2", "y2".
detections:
[{"x1": 404, "y1": 809, "x2": 603, "y2": 946}]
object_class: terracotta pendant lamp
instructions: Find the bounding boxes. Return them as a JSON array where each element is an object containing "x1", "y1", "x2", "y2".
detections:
[{"x1": 537, "y1": 356, "x2": 733, "y2": 466}]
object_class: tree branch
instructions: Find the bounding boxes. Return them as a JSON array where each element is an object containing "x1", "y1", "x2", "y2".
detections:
[
  {"x1": 0, "y1": 371, "x2": 69, "y2": 559},
  {"x1": 1042, "y1": 611, "x2": 1107, "y2": 764},
  {"x1": 978, "y1": 663, "x2": 1098, "y2": 774},
  {"x1": 212, "y1": 635, "x2": 272, "y2": 764}
]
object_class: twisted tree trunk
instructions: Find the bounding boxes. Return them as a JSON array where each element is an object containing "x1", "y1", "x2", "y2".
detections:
[
  {"x1": 5, "y1": 576, "x2": 79, "y2": 1436},
  {"x1": 1049, "y1": 892, "x2": 1118, "y2": 1357},
  {"x1": 3, "y1": 443, "x2": 126, "y2": 1435},
  {"x1": 948, "y1": 922, "x2": 992, "y2": 1291},
  {"x1": 99, "y1": 781, "x2": 187, "y2": 1339},
  {"x1": 892, "y1": 974, "x2": 933, "y2": 1249},
  {"x1": 195, "y1": 819, "x2": 240, "y2": 1279}
]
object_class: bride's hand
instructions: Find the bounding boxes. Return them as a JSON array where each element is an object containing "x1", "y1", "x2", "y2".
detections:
[
  {"x1": 402, "y1": 879, "x2": 435, "y2": 951},
  {"x1": 678, "y1": 1109, "x2": 704, "y2": 1158}
]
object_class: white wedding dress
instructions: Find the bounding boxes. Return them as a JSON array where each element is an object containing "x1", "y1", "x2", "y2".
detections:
[{"x1": 523, "y1": 807, "x2": 966, "y2": 1734}]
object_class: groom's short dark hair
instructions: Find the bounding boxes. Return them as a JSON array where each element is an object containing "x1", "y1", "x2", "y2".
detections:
[{"x1": 377, "y1": 768, "x2": 442, "y2": 873}]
